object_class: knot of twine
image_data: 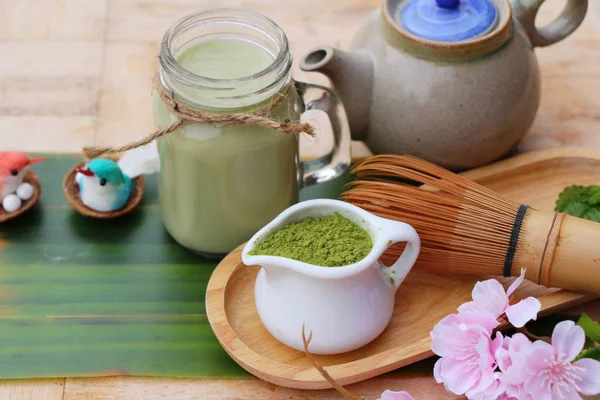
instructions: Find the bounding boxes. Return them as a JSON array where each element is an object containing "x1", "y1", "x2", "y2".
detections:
[{"x1": 82, "y1": 81, "x2": 315, "y2": 159}]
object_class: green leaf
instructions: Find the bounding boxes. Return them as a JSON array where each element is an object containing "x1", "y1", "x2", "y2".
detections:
[
  {"x1": 555, "y1": 185, "x2": 600, "y2": 222},
  {"x1": 584, "y1": 207, "x2": 600, "y2": 222},
  {"x1": 575, "y1": 348, "x2": 600, "y2": 362},
  {"x1": 562, "y1": 201, "x2": 591, "y2": 218},
  {"x1": 556, "y1": 185, "x2": 588, "y2": 209},
  {"x1": 577, "y1": 313, "x2": 600, "y2": 343},
  {"x1": 589, "y1": 190, "x2": 600, "y2": 205}
]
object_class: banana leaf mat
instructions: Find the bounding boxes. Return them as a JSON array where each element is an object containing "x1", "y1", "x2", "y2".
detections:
[
  {"x1": 0, "y1": 153, "x2": 356, "y2": 379},
  {"x1": 0, "y1": 154, "x2": 574, "y2": 382},
  {"x1": 0, "y1": 154, "x2": 247, "y2": 378}
]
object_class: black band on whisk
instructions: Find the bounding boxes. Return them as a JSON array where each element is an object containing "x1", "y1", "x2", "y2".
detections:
[{"x1": 504, "y1": 204, "x2": 529, "y2": 277}]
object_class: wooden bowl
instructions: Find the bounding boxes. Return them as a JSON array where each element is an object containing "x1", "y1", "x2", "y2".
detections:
[
  {"x1": 0, "y1": 170, "x2": 42, "y2": 223},
  {"x1": 63, "y1": 160, "x2": 145, "y2": 219}
]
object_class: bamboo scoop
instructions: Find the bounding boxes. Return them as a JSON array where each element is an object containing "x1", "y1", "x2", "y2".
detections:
[{"x1": 343, "y1": 155, "x2": 600, "y2": 295}]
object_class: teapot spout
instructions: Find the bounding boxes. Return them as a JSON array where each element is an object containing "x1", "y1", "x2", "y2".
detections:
[{"x1": 300, "y1": 46, "x2": 373, "y2": 140}]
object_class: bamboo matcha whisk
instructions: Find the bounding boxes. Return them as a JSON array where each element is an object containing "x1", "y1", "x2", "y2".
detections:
[{"x1": 343, "y1": 155, "x2": 600, "y2": 295}]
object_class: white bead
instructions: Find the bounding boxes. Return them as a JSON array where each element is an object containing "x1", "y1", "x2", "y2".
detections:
[
  {"x1": 16, "y1": 183, "x2": 34, "y2": 200},
  {"x1": 2, "y1": 194, "x2": 22, "y2": 213}
]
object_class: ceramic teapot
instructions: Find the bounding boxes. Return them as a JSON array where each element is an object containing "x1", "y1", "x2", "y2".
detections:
[{"x1": 300, "y1": 0, "x2": 588, "y2": 170}]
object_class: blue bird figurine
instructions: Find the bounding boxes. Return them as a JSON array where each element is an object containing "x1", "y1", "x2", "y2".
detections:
[{"x1": 76, "y1": 158, "x2": 133, "y2": 212}]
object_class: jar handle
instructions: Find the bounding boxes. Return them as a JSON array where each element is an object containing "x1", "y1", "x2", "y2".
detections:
[
  {"x1": 376, "y1": 217, "x2": 421, "y2": 291},
  {"x1": 513, "y1": 0, "x2": 588, "y2": 48},
  {"x1": 295, "y1": 81, "x2": 351, "y2": 188}
]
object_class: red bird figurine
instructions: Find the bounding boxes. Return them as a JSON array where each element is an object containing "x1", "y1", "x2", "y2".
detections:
[{"x1": 0, "y1": 152, "x2": 44, "y2": 212}]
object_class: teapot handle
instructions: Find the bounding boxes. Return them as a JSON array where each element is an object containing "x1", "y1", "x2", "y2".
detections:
[
  {"x1": 376, "y1": 218, "x2": 421, "y2": 291},
  {"x1": 294, "y1": 81, "x2": 352, "y2": 188},
  {"x1": 513, "y1": 0, "x2": 588, "y2": 48}
]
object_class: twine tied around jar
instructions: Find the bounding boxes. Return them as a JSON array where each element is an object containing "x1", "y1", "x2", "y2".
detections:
[{"x1": 82, "y1": 77, "x2": 315, "y2": 159}]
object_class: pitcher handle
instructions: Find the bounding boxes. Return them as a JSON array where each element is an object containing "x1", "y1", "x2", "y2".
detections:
[
  {"x1": 377, "y1": 218, "x2": 421, "y2": 290},
  {"x1": 295, "y1": 81, "x2": 352, "y2": 187},
  {"x1": 513, "y1": 0, "x2": 588, "y2": 48}
]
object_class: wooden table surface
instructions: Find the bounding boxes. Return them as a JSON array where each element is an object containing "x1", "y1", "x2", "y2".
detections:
[{"x1": 1, "y1": 0, "x2": 599, "y2": 398}]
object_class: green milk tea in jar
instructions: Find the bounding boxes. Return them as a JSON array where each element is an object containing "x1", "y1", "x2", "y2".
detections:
[{"x1": 154, "y1": 10, "x2": 303, "y2": 257}]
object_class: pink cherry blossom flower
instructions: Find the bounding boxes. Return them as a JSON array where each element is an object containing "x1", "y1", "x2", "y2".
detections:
[
  {"x1": 431, "y1": 311, "x2": 502, "y2": 397},
  {"x1": 525, "y1": 320, "x2": 600, "y2": 399},
  {"x1": 467, "y1": 332, "x2": 530, "y2": 400},
  {"x1": 494, "y1": 333, "x2": 534, "y2": 400},
  {"x1": 378, "y1": 390, "x2": 414, "y2": 400},
  {"x1": 458, "y1": 268, "x2": 541, "y2": 328}
]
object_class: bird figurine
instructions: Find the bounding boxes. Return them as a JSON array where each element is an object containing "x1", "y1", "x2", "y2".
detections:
[
  {"x1": 76, "y1": 158, "x2": 134, "y2": 212},
  {"x1": 0, "y1": 152, "x2": 45, "y2": 213}
]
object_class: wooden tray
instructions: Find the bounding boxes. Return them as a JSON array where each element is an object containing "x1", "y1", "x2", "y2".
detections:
[{"x1": 205, "y1": 147, "x2": 599, "y2": 390}]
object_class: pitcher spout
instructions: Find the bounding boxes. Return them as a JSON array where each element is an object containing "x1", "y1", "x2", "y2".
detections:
[{"x1": 300, "y1": 46, "x2": 373, "y2": 140}]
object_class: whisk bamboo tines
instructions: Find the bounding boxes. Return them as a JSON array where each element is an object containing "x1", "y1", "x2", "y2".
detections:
[{"x1": 343, "y1": 155, "x2": 600, "y2": 295}]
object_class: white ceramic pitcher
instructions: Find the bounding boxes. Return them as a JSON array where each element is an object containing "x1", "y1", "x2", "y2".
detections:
[{"x1": 242, "y1": 199, "x2": 420, "y2": 354}]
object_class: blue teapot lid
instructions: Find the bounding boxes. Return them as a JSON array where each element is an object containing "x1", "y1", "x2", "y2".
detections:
[{"x1": 400, "y1": 0, "x2": 497, "y2": 42}]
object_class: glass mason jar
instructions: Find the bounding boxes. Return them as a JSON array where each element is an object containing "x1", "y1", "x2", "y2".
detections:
[{"x1": 154, "y1": 9, "x2": 350, "y2": 257}]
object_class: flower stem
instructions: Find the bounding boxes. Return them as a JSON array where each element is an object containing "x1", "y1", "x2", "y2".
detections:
[
  {"x1": 302, "y1": 325, "x2": 364, "y2": 400},
  {"x1": 516, "y1": 327, "x2": 551, "y2": 343}
]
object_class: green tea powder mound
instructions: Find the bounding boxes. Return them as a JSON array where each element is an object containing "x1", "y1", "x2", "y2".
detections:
[{"x1": 249, "y1": 212, "x2": 372, "y2": 267}]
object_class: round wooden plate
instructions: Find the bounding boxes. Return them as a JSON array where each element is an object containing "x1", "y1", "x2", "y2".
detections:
[
  {"x1": 205, "y1": 148, "x2": 599, "y2": 390},
  {"x1": 63, "y1": 160, "x2": 144, "y2": 219},
  {"x1": 0, "y1": 170, "x2": 42, "y2": 223},
  {"x1": 206, "y1": 245, "x2": 481, "y2": 389}
]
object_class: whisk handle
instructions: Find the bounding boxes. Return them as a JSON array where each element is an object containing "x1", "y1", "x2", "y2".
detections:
[{"x1": 547, "y1": 214, "x2": 600, "y2": 294}]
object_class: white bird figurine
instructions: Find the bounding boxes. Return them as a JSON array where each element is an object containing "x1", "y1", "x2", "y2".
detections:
[{"x1": 76, "y1": 158, "x2": 133, "y2": 212}]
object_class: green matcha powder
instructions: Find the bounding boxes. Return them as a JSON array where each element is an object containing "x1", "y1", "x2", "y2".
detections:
[{"x1": 249, "y1": 213, "x2": 373, "y2": 267}]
